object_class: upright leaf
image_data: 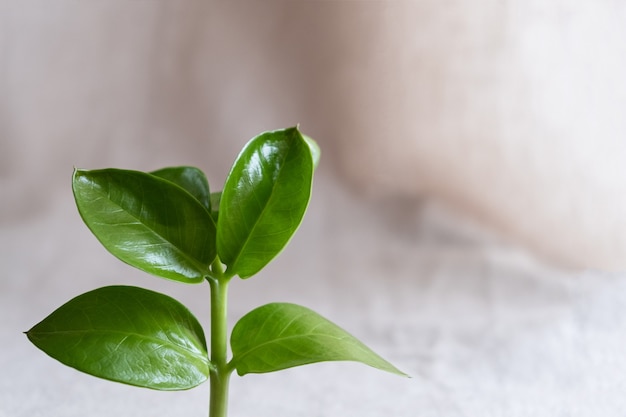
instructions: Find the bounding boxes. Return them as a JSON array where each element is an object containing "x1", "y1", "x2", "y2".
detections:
[
  {"x1": 26, "y1": 286, "x2": 211, "y2": 390},
  {"x1": 73, "y1": 168, "x2": 216, "y2": 283},
  {"x1": 150, "y1": 166, "x2": 211, "y2": 211},
  {"x1": 230, "y1": 303, "x2": 406, "y2": 377},
  {"x1": 217, "y1": 127, "x2": 314, "y2": 278}
]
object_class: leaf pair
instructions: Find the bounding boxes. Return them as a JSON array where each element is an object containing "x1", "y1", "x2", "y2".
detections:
[
  {"x1": 27, "y1": 286, "x2": 405, "y2": 390},
  {"x1": 72, "y1": 127, "x2": 314, "y2": 282}
]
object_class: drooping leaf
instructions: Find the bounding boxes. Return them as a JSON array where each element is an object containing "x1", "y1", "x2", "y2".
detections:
[
  {"x1": 26, "y1": 286, "x2": 211, "y2": 390},
  {"x1": 150, "y1": 166, "x2": 211, "y2": 211},
  {"x1": 217, "y1": 127, "x2": 314, "y2": 278},
  {"x1": 230, "y1": 303, "x2": 406, "y2": 377},
  {"x1": 73, "y1": 168, "x2": 216, "y2": 283}
]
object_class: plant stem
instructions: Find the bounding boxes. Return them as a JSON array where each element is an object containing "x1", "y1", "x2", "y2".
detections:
[
  {"x1": 209, "y1": 363, "x2": 230, "y2": 417},
  {"x1": 208, "y1": 261, "x2": 232, "y2": 417}
]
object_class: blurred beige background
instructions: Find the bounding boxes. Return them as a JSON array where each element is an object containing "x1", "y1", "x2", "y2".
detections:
[
  {"x1": 3, "y1": 2, "x2": 626, "y2": 416},
  {"x1": 2, "y1": 1, "x2": 626, "y2": 270}
]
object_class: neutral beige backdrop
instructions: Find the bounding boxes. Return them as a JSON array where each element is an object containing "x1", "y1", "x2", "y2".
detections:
[{"x1": 2, "y1": 1, "x2": 626, "y2": 270}]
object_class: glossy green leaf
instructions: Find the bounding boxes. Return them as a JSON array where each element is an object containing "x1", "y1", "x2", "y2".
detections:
[
  {"x1": 26, "y1": 286, "x2": 211, "y2": 390},
  {"x1": 230, "y1": 303, "x2": 406, "y2": 377},
  {"x1": 217, "y1": 127, "x2": 314, "y2": 278},
  {"x1": 150, "y1": 166, "x2": 211, "y2": 211},
  {"x1": 73, "y1": 168, "x2": 216, "y2": 283}
]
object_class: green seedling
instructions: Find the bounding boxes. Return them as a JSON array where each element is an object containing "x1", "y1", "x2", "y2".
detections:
[{"x1": 26, "y1": 127, "x2": 406, "y2": 416}]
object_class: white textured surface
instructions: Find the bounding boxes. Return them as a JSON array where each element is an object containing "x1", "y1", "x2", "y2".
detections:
[{"x1": 3, "y1": 171, "x2": 626, "y2": 416}]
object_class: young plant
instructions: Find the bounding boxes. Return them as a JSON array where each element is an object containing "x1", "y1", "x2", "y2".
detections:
[{"x1": 26, "y1": 127, "x2": 406, "y2": 416}]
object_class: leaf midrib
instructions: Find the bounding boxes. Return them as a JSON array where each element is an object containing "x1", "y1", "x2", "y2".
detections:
[
  {"x1": 232, "y1": 332, "x2": 365, "y2": 365},
  {"x1": 225, "y1": 139, "x2": 294, "y2": 275},
  {"x1": 30, "y1": 327, "x2": 210, "y2": 362}
]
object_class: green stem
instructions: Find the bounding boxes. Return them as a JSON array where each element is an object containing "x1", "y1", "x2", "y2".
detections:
[{"x1": 208, "y1": 260, "x2": 232, "y2": 417}]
